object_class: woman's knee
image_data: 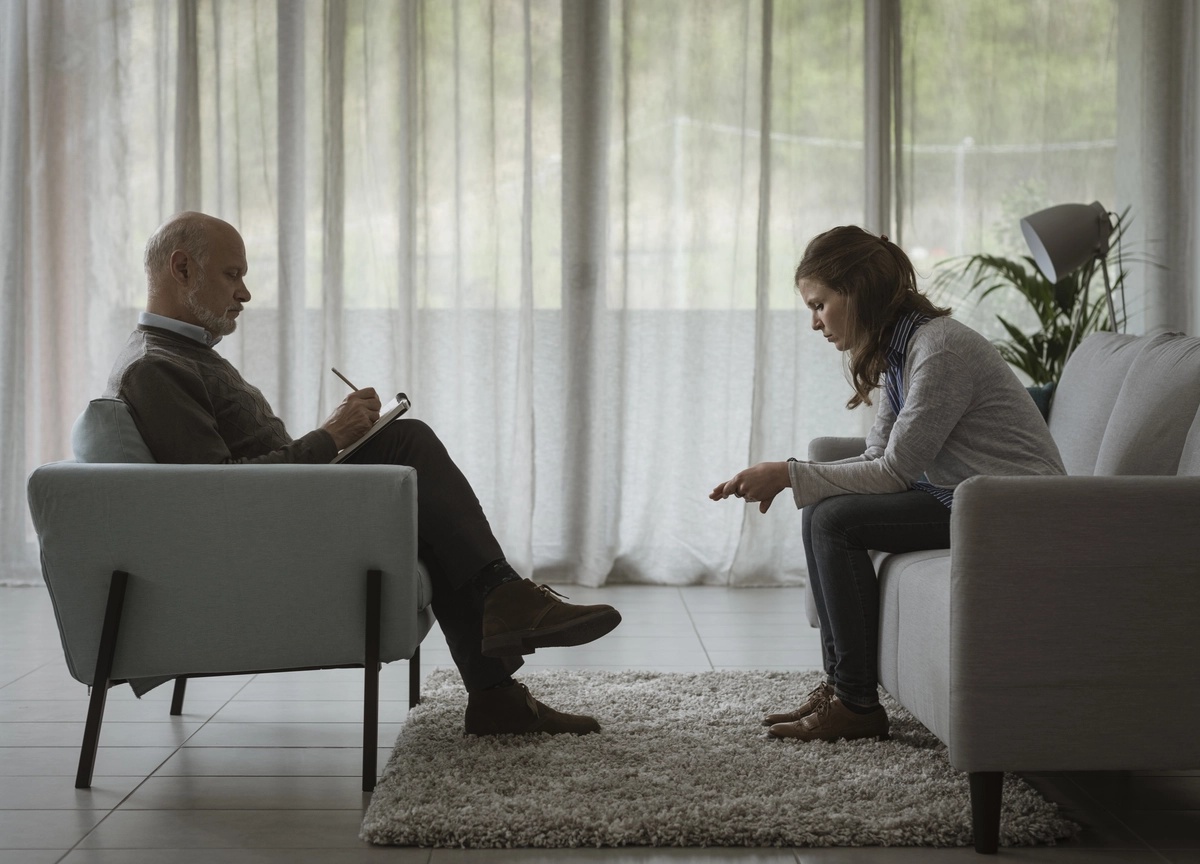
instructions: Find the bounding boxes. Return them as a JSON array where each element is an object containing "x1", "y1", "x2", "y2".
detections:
[{"x1": 806, "y1": 495, "x2": 856, "y2": 541}]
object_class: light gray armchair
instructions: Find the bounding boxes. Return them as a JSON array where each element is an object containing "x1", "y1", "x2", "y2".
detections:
[
  {"x1": 803, "y1": 331, "x2": 1200, "y2": 853},
  {"x1": 26, "y1": 399, "x2": 435, "y2": 792}
]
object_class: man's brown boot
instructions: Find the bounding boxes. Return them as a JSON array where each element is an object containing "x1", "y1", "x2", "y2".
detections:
[
  {"x1": 762, "y1": 681, "x2": 835, "y2": 726},
  {"x1": 481, "y1": 580, "x2": 621, "y2": 657},
  {"x1": 464, "y1": 681, "x2": 601, "y2": 735},
  {"x1": 767, "y1": 695, "x2": 889, "y2": 742}
]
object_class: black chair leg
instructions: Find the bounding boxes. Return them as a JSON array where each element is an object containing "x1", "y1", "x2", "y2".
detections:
[
  {"x1": 170, "y1": 677, "x2": 188, "y2": 716},
  {"x1": 969, "y1": 771, "x2": 1003, "y2": 854},
  {"x1": 408, "y1": 645, "x2": 420, "y2": 709},
  {"x1": 77, "y1": 570, "x2": 129, "y2": 789},
  {"x1": 362, "y1": 569, "x2": 382, "y2": 792}
]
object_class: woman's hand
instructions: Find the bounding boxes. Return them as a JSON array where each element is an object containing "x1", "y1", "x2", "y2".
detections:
[{"x1": 709, "y1": 461, "x2": 792, "y2": 513}]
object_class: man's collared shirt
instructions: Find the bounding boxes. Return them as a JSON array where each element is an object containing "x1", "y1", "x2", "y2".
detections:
[{"x1": 138, "y1": 311, "x2": 221, "y2": 347}]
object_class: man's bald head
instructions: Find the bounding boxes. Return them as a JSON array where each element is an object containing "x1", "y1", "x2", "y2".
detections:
[
  {"x1": 142, "y1": 212, "x2": 250, "y2": 336},
  {"x1": 144, "y1": 212, "x2": 236, "y2": 297}
]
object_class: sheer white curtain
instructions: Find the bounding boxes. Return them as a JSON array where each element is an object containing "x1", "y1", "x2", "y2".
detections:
[{"x1": 3, "y1": 0, "x2": 1172, "y2": 589}]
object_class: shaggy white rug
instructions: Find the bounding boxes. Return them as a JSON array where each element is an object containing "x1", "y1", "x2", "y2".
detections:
[{"x1": 361, "y1": 669, "x2": 1077, "y2": 849}]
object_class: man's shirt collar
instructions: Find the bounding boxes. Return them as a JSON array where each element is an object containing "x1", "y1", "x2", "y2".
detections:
[{"x1": 139, "y1": 311, "x2": 221, "y2": 347}]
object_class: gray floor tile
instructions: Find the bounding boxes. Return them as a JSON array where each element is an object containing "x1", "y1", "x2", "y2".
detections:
[
  {"x1": 1019, "y1": 773, "x2": 1159, "y2": 850},
  {"x1": 153, "y1": 746, "x2": 393, "y2": 777},
  {"x1": 181, "y1": 721, "x2": 403, "y2": 748},
  {"x1": 210, "y1": 699, "x2": 413, "y2": 724},
  {"x1": 1163, "y1": 852, "x2": 1200, "y2": 863},
  {"x1": 75, "y1": 809, "x2": 375, "y2": 849},
  {"x1": 120, "y1": 775, "x2": 370, "y2": 810},
  {"x1": 61, "y1": 851, "x2": 432, "y2": 864},
  {"x1": 0, "y1": 809, "x2": 107, "y2": 849},
  {"x1": 230, "y1": 681, "x2": 388, "y2": 701},
  {"x1": 0, "y1": 775, "x2": 142, "y2": 809},
  {"x1": 521, "y1": 645, "x2": 709, "y2": 664},
  {"x1": 1070, "y1": 770, "x2": 1200, "y2": 812},
  {"x1": 0, "y1": 747, "x2": 177, "y2": 777},
  {"x1": 0, "y1": 851, "x2": 66, "y2": 864},
  {"x1": 1114, "y1": 811, "x2": 1200, "y2": 850},
  {"x1": 0, "y1": 721, "x2": 202, "y2": 748},
  {"x1": 0, "y1": 699, "x2": 226, "y2": 723},
  {"x1": 705, "y1": 650, "x2": 825, "y2": 667}
]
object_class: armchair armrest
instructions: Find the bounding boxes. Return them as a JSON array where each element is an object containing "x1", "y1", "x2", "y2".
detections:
[
  {"x1": 946, "y1": 474, "x2": 1200, "y2": 770},
  {"x1": 27, "y1": 463, "x2": 426, "y2": 685}
]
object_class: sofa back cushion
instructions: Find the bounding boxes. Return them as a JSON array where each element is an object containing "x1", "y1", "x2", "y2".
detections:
[
  {"x1": 1176, "y1": 408, "x2": 1200, "y2": 476},
  {"x1": 1048, "y1": 333, "x2": 1145, "y2": 475},
  {"x1": 70, "y1": 398, "x2": 156, "y2": 463},
  {"x1": 1092, "y1": 332, "x2": 1200, "y2": 476}
]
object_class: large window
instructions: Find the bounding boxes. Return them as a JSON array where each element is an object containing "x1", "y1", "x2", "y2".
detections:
[{"x1": 2, "y1": 0, "x2": 1120, "y2": 585}]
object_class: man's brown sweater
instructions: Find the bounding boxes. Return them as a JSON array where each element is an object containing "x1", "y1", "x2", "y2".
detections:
[{"x1": 105, "y1": 325, "x2": 337, "y2": 464}]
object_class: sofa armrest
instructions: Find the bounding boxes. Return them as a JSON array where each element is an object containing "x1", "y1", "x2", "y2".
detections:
[
  {"x1": 946, "y1": 474, "x2": 1200, "y2": 770},
  {"x1": 27, "y1": 463, "x2": 426, "y2": 684},
  {"x1": 807, "y1": 436, "x2": 867, "y2": 463}
]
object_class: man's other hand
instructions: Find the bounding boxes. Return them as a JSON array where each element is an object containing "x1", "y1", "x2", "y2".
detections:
[{"x1": 323, "y1": 388, "x2": 382, "y2": 450}]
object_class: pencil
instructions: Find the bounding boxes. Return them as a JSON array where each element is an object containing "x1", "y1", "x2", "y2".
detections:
[{"x1": 331, "y1": 367, "x2": 359, "y2": 391}]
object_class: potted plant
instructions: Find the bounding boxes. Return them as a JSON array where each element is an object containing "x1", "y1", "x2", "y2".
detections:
[{"x1": 930, "y1": 207, "x2": 1132, "y2": 389}]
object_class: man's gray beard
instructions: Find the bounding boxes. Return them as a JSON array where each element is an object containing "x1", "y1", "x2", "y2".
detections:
[{"x1": 184, "y1": 277, "x2": 237, "y2": 337}]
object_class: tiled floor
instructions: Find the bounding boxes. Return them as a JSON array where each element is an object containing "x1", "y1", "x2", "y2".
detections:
[{"x1": 1, "y1": 583, "x2": 1196, "y2": 863}]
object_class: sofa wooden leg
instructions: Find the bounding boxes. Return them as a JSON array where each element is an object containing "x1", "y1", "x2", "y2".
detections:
[
  {"x1": 408, "y1": 645, "x2": 421, "y2": 709},
  {"x1": 77, "y1": 570, "x2": 129, "y2": 789},
  {"x1": 362, "y1": 569, "x2": 382, "y2": 793},
  {"x1": 170, "y1": 677, "x2": 188, "y2": 716},
  {"x1": 969, "y1": 771, "x2": 1003, "y2": 854}
]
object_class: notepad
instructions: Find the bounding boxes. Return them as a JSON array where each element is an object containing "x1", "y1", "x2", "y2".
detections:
[{"x1": 332, "y1": 392, "x2": 411, "y2": 463}]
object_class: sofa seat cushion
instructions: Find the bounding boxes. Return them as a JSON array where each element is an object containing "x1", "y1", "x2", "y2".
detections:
[
  {"x1": 1047, "y1": 333, "x2": 1144, "y2": 475},
  {"x1": 874, "y1": 548, "x2": 952, "y2": 743},
  {"x1": 1093, "y1": 332, "x2": 1200, "y2": 476},
  {"x1": 71, "y1": 398, "x2": 155, "y2": 463}
]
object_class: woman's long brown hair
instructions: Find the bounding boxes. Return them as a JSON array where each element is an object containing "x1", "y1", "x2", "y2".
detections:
[{"x1": 794, "y1": 225, "x2": 950, "y2": 409}]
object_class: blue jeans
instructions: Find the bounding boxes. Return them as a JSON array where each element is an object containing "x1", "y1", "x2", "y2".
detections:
[{"x1": 803, "y1": 491, "x2": 951, "y2": 708}]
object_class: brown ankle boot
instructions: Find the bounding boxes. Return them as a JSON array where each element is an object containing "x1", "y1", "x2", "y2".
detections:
[
  {"x1": 767, "y1": 696, "x2": 889, "y2": 742},
  {"x1": 762, "y1": 681, "x2": 835, "y2": 726},
  {"x1": 464, "y1": 681, "x2": 601, "y2": 735},
  {"x1": 481, "y1": 580, "x2": 621, "y2": 657}
]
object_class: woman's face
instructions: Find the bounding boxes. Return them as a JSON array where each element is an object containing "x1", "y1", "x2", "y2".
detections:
[{"x1": 798, "y1": 277, "x2": 853, "y2": 351}]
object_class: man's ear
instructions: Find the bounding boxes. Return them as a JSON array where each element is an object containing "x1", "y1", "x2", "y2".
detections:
[{"x1": 168, "y1": 249, "x2": 192, "y2": 286}]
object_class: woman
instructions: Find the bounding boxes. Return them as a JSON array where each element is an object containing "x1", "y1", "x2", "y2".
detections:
[{"x1": 710, "y1": 225, "x2": 1064, "y2": 743}]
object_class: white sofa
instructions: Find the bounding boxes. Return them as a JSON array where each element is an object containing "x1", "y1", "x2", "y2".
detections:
[
  {"x1": 804, "y1": 331, "x2": 1200, "y2": 853},
  {"x1": 26, "y1": 399, "x2": 435, "y2": 791}
]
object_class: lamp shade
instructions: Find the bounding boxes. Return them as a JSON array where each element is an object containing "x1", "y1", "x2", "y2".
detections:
[{"x1": 1019, "y1": 201, "x2": 1113, "y2": 283}]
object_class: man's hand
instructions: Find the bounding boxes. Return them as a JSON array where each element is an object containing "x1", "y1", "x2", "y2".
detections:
[
  {"x1": 322, "y1": 388, "x2": 382, "y2": 450},
  {"x1": 709, "y1": 461, "x2": 791, "y2": 514}
]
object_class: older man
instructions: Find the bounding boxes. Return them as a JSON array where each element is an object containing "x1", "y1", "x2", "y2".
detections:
[{"x1": 104, "y1": 211, "x2": 621, "y2": 734}]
